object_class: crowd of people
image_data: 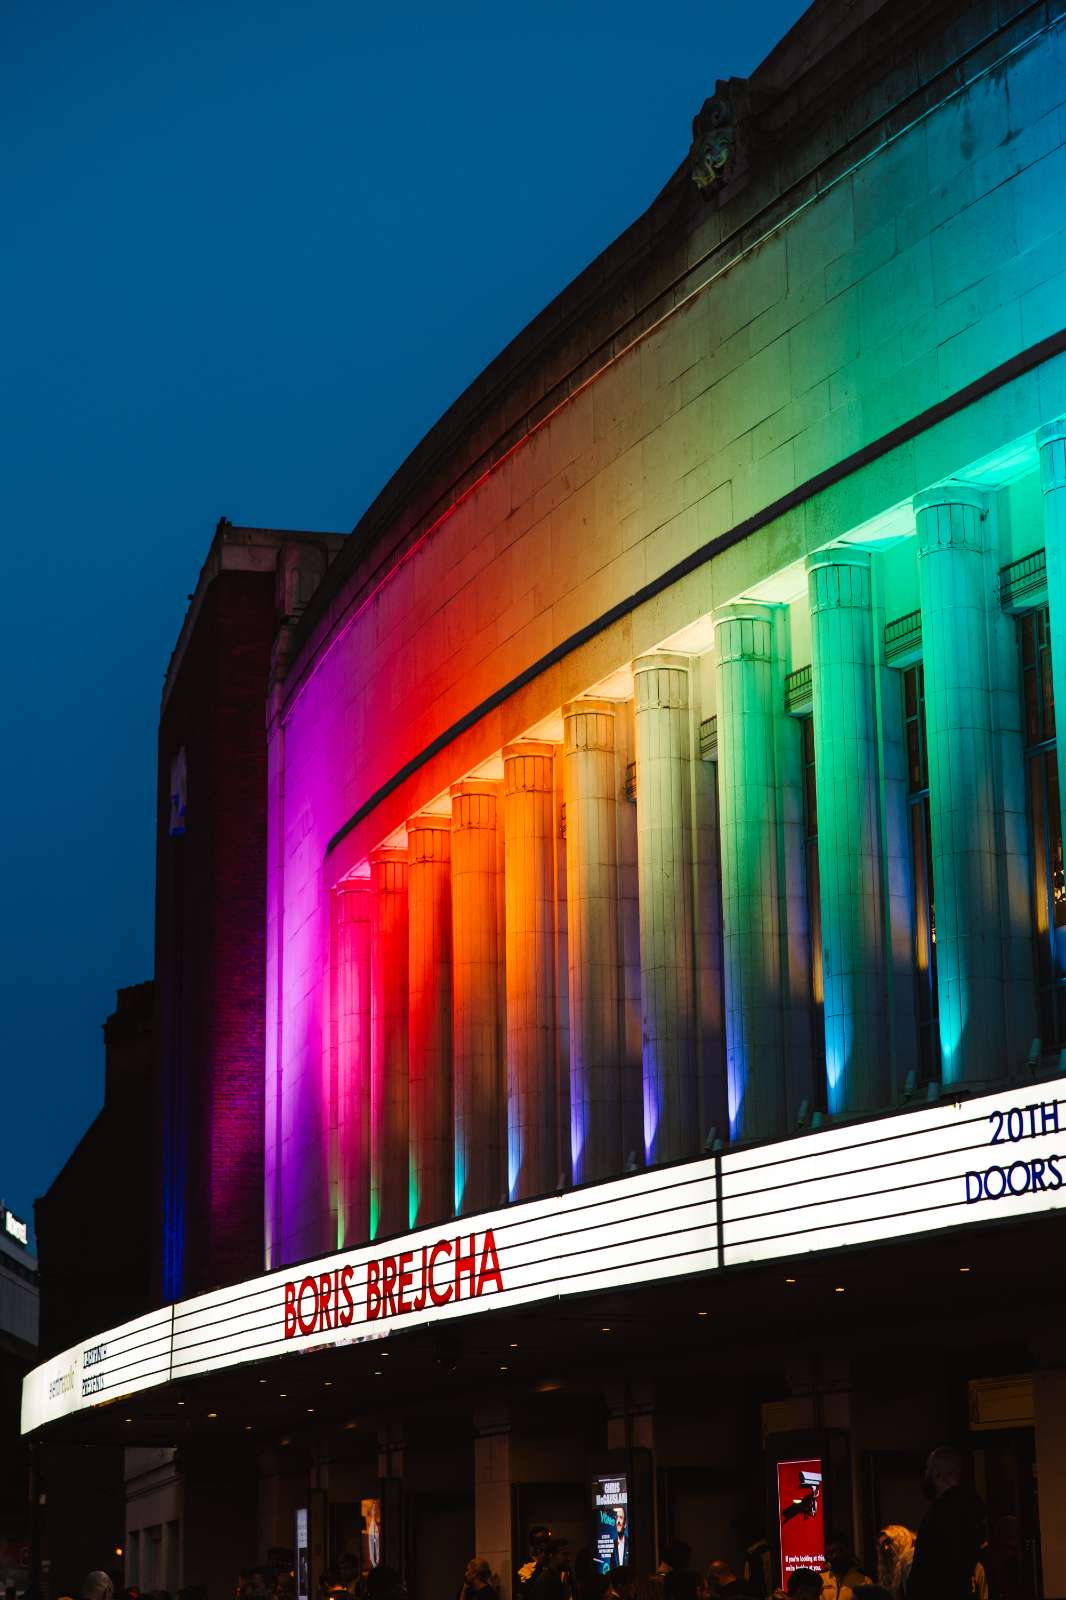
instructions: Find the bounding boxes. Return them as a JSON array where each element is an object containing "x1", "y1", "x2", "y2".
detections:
[
  {"x1": 64, "y1": 1441, "x2": 1029, "y2": 1600},
  {"x1": 502, "y1": 1445, "x2": 1026, "y2": 1600}
]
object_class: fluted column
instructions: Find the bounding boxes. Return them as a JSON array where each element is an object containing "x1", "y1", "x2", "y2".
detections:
[
  {"x1": 451, "y1": 781, "x2": 503, "y2": 1216},
  {"x1": 1037, "y1": 417, "x2": 1066, "y2": 815},
  {"x1": 915, "y1": 484, "x2": 1003, "y2": 1084},
  {"x1": 333, "y1": 876, "x2": 371, "y2": 1248},
  {"x1": 370, "y1": 846, "x2": 408, "y2": 1239},
  {"x1": 632, "y1": 653, "x2": 697, "y2": 1164},
  {"x1": 563, "y1": 699, "x2": 623, "y2": 1184},
  {"x1": 503, "y1": 741, "x2": 557, "y2": 1201},
  {"x1": 714, "y1": 606, "x2": 785, "y2": 1140},
  {"x1": 407, "y1": 814, "x2": 453, "y2": 1230},
  {"x1": 807, "y1": 550, "x2": 888, "y2": 1113}
]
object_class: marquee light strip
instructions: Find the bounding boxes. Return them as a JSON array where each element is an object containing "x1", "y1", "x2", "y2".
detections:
[{"x1": 21, "y1": 1081, "x2": 1066, "y2": 1434}]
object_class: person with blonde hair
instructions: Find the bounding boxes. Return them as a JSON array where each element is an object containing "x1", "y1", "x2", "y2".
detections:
[{"x1": 875, "y1": 1527, "x2": 915, "y2": 1600}]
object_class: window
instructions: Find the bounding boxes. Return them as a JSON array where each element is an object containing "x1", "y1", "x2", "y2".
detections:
[
  {"x1": 1020, "y1": 607, "x2": 1066, "y2": 1050},
  {"x1": 903, "y1": 664, "x2": 938, "y2": 1081},
  {"x1": 801, "y1": 717, "x2": 826, "y2": 1109}
]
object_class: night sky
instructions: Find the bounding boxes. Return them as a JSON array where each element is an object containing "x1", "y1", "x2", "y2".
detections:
[{"x1": 1, "y1": 0, "x2": 807, "y2": 1241}]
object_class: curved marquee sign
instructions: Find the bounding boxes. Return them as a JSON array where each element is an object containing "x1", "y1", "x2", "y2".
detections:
[{"x1": 21, "y1": 1081, "x2": 1066, "y2": 1433}]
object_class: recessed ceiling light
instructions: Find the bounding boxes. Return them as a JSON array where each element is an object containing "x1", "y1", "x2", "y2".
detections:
[
  {"x1": 259, "y1": 1378, "x2": 267, "y2": 1385},
  {"x1": 834, "y1": 1286, "x2": 845, "y2": 1294},
  {"x1": 177, "y1": 1401, "x2": 185, "y2": 1407},
  {"x1": 374, "y1": 1370, "x2": 383, "y2": 1376},
  {"x1": 510, "y1": 1342, "x2": 519, "y2": 1348},
  {"x1": 279, "y1": 1393, "x2": 287, "y2": 1399},
  {"x1": 245, "y1": 1425, "x2": 253, "y2": 1432},
  {"x1": 124, "y1": 1417, "x2": 132, "y2": 1423},
  {"x1": 601, "y1": 1326, "x2": 611, "y2": 1333},
  {"x1": 324, "y1": 1380, "x2": 333, "y2": 1387},
  {"x1": 208, "y1": 1411, "x2": 218, "y2": 1418},
  {"x1": 697, "y1": 1310, "x2": 709, "y2": 1317},
  {"x1": 499, "y1": 1365, "x2": 509, "y2": 1372},
  {"x1": 959, "y1": 1265, "x2": 972, "y2": 1273},
  {"x1": 307, "y1": 1408, "x2": 315, "y2": 1414},
  {"x1": 785, "y1": 1278, "x2": 797, "y2": 1285}
]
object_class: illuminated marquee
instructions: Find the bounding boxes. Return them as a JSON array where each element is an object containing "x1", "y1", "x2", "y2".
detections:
[{"x1": 21, "y1": 1083, "x2": 1066, "y2": 1434}]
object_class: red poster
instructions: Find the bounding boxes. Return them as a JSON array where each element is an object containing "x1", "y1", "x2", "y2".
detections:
[{"x1": 776, "y1": 1457, "x2": 825, "y2": 1581}]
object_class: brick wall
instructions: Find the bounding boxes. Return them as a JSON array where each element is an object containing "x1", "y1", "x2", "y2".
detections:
[{"x1": 156, "y1": 569, "x2": 274, "y2": 1298}]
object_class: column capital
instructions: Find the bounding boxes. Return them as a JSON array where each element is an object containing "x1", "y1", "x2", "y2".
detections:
[
  {"x1": 563, "y1": 699, "x2": 617, "y2": 752},
  {"x1": 450, "y1": 779, "x2": 501, "y2": 831},
  {"x1": 632, "y1": 652, "x2": 690, "y2": 711},
  {"x1": 334, "y1": 873, "x2": 371, "y2": 917},
  {"x1": 632, "y1": 650, "x2": 692, "y2": 675},
  {"x1": 1037, "y1": 417, "x2": 1066, "y2": 494},
  {"x1": 713, "y1": 603, "x2": 773, "y2": 665},
  {"x1": 369, "y1": 845, "x2": 408, "y2": 890},
  {"x1": 503, "y1": 741, "x2": 555, "y2": 794},
  {"x1": 914, "y1": 483, "x2": 988, "y2": 556},
  {"x1": 807, "y1": 547, "x2": 871, "y2": 611},
  {"x1": 334, "y1": 872, "x2": 371, "y2": 896},
  {"x1": 406, "y1": 812, "x2": 451, "y2": 863}
]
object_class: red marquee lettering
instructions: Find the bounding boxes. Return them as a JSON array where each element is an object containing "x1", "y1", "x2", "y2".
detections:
[
  {"x1": 455, "y1": 1234, "x2": 477, "y2": 1299},
  {"x1": 284, "y1": 1280, "x2": 297, "y2": 1339},
  {"x1": 397, "y1": 1251, "x2": 414, "y2": 1314},
  {"x1": 366, "y1": 1259, "x2": 382, "y2": 1321},
  {"x1": 429, "y1": 1239, "x2": 453, "y2": 1305},
  {"x1": 381, "y1": 1256, "x2": 399, "y2": 1317},
  {"x1": 477, "y1": 1229, "x2": 503, "y2": 1297},
  {"x1": 318, "y1": 1273, "x2": 333, "y2": 1330},
  {"x1": 339, "y1": 1264, "x2": 355, "y2": 1326},
  {"x1": 296, "y1": 1276, "x2": 319, "y2": 1336},
  {"x1": 413, "y1": 1245, "x2": 428, "y2": 1312}
]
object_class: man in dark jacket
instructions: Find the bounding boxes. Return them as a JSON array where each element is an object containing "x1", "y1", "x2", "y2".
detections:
[{"x1": 907, "y1": 1446, "x2": 984, "y2": 1600}]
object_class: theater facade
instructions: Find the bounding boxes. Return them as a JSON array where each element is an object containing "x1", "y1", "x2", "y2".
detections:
[{"x1": 24, "y1": 0, "x2": 1066, "y2": 1596}]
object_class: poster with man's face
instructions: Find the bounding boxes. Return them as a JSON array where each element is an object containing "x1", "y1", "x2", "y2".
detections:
[
  {"x1": 591, "y1": 1474, "x2": 630, "y2": 1575},
  {"x1": 776, "y1": 1458, "x2": 826, "y2": 1579}
]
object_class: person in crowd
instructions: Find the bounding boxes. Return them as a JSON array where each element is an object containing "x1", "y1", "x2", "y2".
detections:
[
  {"x1": 874, "y1": 1527, "x2": 914, "y2": 1600},
  {"x1": 786, "y1": 1573, "x2": 823, "y2": 1600},
  {"x1": 703, "y1": 1560, "x2": 756, "y2": 1600},
  {"x1": 907, "y1": 1446, "x2": 985, "y2": 1600},
  {"x1": 986, "y1": 1514, "x2": 1029, "y2": 1600},
  {"x1": 529, "y1": 1539, "x2": 572, "y2": 1600},
  {"x1": 733, "y1": 1518, "x2": 773, "y2": 1600},
  {"x1": 820, "y1": 1534, "x2": 869, "y2": 1600},
  {"x1": 659, "y1": 1544, "x2": 699, "y2": 1600},
  {"x1": 518, "y1": 1528, "x2": 552, "y2": 1595},
  {"x1": 82, "y1": 1576, "x2": 115, "y2": 1600},
  {"x1": 364, "y1": 1567, "x2": 406, "y2": 1600},
  {"x1": 461, "y1": 1558, "x2": 500, "y2": 1600}
]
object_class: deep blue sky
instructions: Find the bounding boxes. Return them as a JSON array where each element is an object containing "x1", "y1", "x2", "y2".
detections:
[{"x1": 1, "y1": 0, "x2": 807, "y2": 1240}]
